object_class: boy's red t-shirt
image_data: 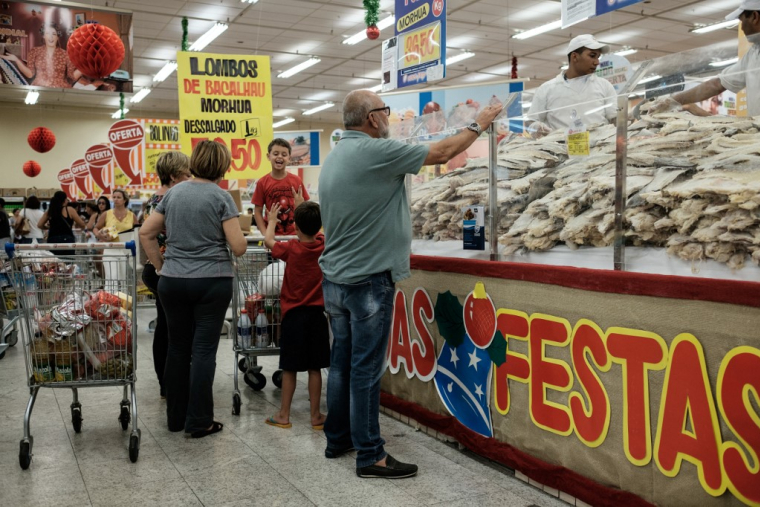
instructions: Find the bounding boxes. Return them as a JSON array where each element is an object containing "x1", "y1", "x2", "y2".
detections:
[
  {"x1": 251, "y1": 172, "x2": 310, "y2": 235},
  {"x1": 270, "y1": 233, "x2": 325, "y2": 318}
]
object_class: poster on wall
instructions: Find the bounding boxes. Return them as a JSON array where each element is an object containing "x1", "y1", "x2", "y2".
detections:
[
  {"x1": 176, "y1": 52, "x2": 273, "y2": 183},
  {"x1": 275, "y1": 130, "x2": 320, "y2": 167},
  {"x1": 392, "y1": 0, "x2": 446, "y2": 90},
  {"x1": 0, "y1": 0, "x2": 133, "y2": 92}
]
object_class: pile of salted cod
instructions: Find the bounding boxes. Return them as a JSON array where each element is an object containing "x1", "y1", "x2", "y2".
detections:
[{"x1": 410, "y1": 111, "x2": 760, "y2": 269}]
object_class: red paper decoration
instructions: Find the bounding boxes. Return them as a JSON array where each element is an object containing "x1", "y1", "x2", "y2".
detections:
[
  {"x1": 366, "y1": 25, "x2": 380, "y2": 40},
  {"x1": 511, "y1": 56, "x2": 518, "y2": 79},
  {"x1": 67, "y1": 23, "x2": 125, "y2": 79},
  {"x1": 23, "y1": 160, "x2": 41, "y2": 178},
  {"x1": 27, "y1": 127, "x2": 56, "y2": 153}
]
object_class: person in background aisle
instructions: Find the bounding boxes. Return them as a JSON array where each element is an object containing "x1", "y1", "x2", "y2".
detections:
[
  {"x1": 38, "y1": 191, "x2": 87, "y2": 256},
  {"x1": 140, "y1": 152, "x2": 191, "y2": 399},
  {"x1": 252, "y1": 138, "x2": 309, "y2": 236},
  {"x1": 263, "y1": 200, "x2": 329, "y2": 431},
  {"x1": 140, "y1": 140, "x2": 246, "y2": 438},
  {"x1": 16, "y1": 195, "x2": 45, "y2": 245},
  {"x1": 87, "y1": 198, "x2": 110, "y2": 279},
  {"x1": 318, "y1": 90, "x2": 502, "y2": 479},
  {"x1": 526, "y1": 34, "x2": 617, "y2": 136},
  {"x1": 647, "y1": 1, "x2": 760, "y2": 116},
  {"x1": 93, "y1": 190, "x2": 136, "y2": 242},
  {"x1": 0, "y1": 198, "x2": 10, "y2": 247}
]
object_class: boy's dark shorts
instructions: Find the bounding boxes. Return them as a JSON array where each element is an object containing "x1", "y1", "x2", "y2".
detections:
[{"x1": 279, "y1": 306, "x2": 330, "y2": 372}]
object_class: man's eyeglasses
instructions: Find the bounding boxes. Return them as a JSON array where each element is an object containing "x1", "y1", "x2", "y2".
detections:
[{"x1": 367, "y1": 106, "x2": 390, "y2": 119}]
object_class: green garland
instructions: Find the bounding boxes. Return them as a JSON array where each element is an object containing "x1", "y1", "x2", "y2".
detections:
[
  {"x1": 364, "y1": 0, "x2": 379, "y2": 27},
  {"x1": 120, "y1": 93, "x2": 125, "y2": 119},
  {"x1": 181, "y1": 17, "x2": 189, "y2": 52}
]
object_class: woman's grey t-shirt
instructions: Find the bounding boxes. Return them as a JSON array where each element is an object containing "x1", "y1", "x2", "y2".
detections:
[{"x1": 156, "y1": 180, "x2": 239, "y2": 278}]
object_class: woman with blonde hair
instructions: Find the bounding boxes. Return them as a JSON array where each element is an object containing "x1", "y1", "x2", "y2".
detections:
[
  {"x1": 140, "y1": 151, "x2": 191, "y2": 399},
  {"x1": 93, "y1": 189, "x2": 136, "y2": 242},
  {"x1": 140, "y1": 141, "x2": 246, "y2": 438}
]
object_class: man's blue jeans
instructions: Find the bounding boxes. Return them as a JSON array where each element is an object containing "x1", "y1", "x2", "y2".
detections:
[{"x1": 322, "y1": 271, "x2": 395, "y2": 469}]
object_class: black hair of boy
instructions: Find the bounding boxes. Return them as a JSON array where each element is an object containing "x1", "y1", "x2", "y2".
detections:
[
  {"x1": 268, "y1": 138, "x2": 292, "y2": 155},
  {"x1": 294, "y1": 201, "x2": 321, "y2": 236}
]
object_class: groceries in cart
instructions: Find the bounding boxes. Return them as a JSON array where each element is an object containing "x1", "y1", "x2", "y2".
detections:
[{"x1": 31, "y1": 288, "x2": 134, "y2": 382}]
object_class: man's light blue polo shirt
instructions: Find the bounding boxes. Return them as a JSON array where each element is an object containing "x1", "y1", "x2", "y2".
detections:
[{"x1": 318, "y1": 130, "x2": 430, "y2": 284}]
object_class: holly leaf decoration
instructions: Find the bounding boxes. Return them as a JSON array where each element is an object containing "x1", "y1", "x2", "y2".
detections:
[
  {"x1": 435, "y1": 291, "x2": 464, "y2": 348},
  {"x1": 487, "y1": 330, "x2": 507, "y2": 366}
]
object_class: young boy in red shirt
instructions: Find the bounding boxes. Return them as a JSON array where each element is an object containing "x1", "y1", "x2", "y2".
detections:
[
  {"x1": 252, "y1": 138, "x2": 309, "y2": 236},
  {"x1": 263, "y1": 200, "x2": 329, "y2": 430}
]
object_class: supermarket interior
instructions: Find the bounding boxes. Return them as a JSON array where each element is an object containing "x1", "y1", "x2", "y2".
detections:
[{"x1": 1, "y1": 0, "x2": 760, "y2": 506}]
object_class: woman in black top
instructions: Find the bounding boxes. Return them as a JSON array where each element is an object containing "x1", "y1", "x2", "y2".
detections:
[{"x1": 39, "y1": 191, "x2": 86, "y2": 256}]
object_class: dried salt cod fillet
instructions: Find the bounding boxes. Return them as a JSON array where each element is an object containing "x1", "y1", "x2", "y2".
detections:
[{"x1": 706, "y1": 135, "x2": 760, "y2": 154}]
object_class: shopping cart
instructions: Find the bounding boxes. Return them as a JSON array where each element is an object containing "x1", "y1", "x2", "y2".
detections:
[
  {"x1": 230, "y1": 241, "x2": 285, "y2": 415},
  {"x1": 1, "y1": 244, "x2": 20, "y2": 360},
  {"x1": 5, "y1": 241, "x2": 140, "y2": 469}
]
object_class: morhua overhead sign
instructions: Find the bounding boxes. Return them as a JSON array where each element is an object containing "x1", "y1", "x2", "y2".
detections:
[{"x1": 177, "y1": 52, "x2": 273, "y2": 180}]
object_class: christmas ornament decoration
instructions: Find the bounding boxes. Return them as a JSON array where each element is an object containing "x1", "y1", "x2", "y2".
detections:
[
  {"x1": 434, "y1": 332, "x2": 494, "y2": 438},
  {"x1": 463, "y1": 282, "x2": 497, "y2": 349},
  {"x1": 67, "y1": 22, "x2": 125, "y2": 79},
  {"x1": 511, "y1": 56, "x2": 518, "y2": 79},
  {"x1": 366, "y1": 25, "x2": 380, "y2": 40},
  {"x1": 181, "y1": 17, "x2": 189, "y2": 52},
  {"x1": 119, "y1": 93, "x2": 125, "y2": 120},
  {"x1": 23, "y1": 160, "x2": 41, "y2": 177},
  {"x1": 27, "y1": 127, "x2": 56, "y2": 153}
]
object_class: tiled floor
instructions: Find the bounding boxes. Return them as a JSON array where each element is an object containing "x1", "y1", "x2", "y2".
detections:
[{"x1": 0, "y1": 307, "x2": 567, "y2": 507}]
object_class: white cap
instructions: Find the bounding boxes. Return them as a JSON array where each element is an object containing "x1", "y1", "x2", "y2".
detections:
[
  {"x1": 726, "y1": 0, "x2": 760, "y2": 20},
  {"x1": 566, "y1": 34, "x2": 610, "y2": 55}
]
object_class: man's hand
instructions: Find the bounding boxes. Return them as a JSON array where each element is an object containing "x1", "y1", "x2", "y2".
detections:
[
  {"x1": 292, "y1": 186, "x2": 304, "y2": 208},
  {"x1": 474, "y1": 103, "x2": 504, "y2": 131},
  {"x1": 643, "y1": 96, "x2": 682, "y2": 115},
  {"x1": 526, "y1": 121, "x2": 552, "y2": 139}
]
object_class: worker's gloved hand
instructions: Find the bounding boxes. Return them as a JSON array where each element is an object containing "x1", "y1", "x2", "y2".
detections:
[
  {"x1": 526, "y1": 121, "x2": 552, "y2": 139},
  {"x1": 643, "y1": 96, "x2": 682, "y2": 115}
]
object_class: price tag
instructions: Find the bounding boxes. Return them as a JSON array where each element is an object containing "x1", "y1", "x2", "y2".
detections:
[
  {"x1": 567, "y1": 130, "x2": 590, "y2": 157},
  {"x1": 399, "y1": 22, "x2": 441, "y2": 70}
]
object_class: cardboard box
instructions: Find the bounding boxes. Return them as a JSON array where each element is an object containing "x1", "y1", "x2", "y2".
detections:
[
  {"x1": 238, "y1": 214, "x2": 253, "y2": 233},
  {"x1": 228, "y1": 189, "x2": 243, "y2": 213},
  {"x1": 27, "y1": 188, "x2": 55, "y2": 198},
  {"x1": 2, "y1": 188, "x2": 27, "y2": 198}
]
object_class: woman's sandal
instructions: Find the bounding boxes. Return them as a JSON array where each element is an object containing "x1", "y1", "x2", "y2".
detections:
[{"x1": 190, "y1": 421, "x2": 223, "y2": 439}]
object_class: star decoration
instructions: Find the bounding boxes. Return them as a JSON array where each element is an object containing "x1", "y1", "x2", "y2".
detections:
[
  {"x1": 474, "y1": 384, "x2": 484, "y2": 400},
  {"x1": 468, "y1": 349, "x2": 482, "y2": 371},
  {"x1": 450, "y1": 348, "x2": 459, "y2": 368}
]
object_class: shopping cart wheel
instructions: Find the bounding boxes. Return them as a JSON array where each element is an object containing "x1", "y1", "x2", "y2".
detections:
[
  {"x1": 119, "y1": 404, "x2": 131, "y2": 431},
  {"x1": 129, "y1": 434, "x2": 139, "y2": 463},
  {"x1": 71, "y1": 404, "x2": 83, "y2": 433},
  {"x1": 272, "y1": 370, "x2": 283, "y2": 389},
  {"x1": 244, "y1": 371, "x2": 266, "y2": 391},
  {"x1": 238, "y1": 357, "x2": 249, "y2": 372},
  {"x1": 0, "y1": 349, "x2": 5, "y2": 360},
  {"x1": 232, "y1": 393, "x2": 241, "y2": 415},
  {"x1": 19, "y1": 440, "x2": 32, "y2": 470},
  {"x1": 7, "y1": 330, "x2": 18, "y2": 347}
]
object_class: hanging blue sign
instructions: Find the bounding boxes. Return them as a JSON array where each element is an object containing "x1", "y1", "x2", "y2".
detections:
[
  {"x1": 596, "y1": 0, "x2": 644, "y2": 16},
  {"x1": 394, "y1": 0, "x2": 447, "y2": 89}
]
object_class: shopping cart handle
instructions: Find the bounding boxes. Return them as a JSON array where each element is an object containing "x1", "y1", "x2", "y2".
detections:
[
  {"x1": 4, "y1": 242, "x2": 14, "y2": 259},
  {"x1": 125, "y1": 240, "x2": 136, "y2": 257}
]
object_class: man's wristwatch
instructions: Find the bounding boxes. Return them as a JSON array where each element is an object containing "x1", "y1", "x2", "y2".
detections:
[{"x1": 466, "y1": 122, "x2": 482, "y2": 135}]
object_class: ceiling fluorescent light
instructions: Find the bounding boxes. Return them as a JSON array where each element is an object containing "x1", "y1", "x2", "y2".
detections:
[
  {"x1": 130, "y1": 88, "x2": 151, "y2": 103},
  {"x1": 367, "y1": 84, "x2": 383, "y2": 92},
  {"x1": 189, "y1": 22, "x2": 228, "y2": 51},
  {"x1": 154, "y1": 61, "x2": 178, "y2": 82},
  {"x1": 512, "y1": 20, "x2": 562, "y2": 40},
  {"x1": 614, "y1": 48, "x2": 637, "y2": 57},
  {"x1": 709, "y1": 57, "x2": 739, "y2": 67},
  {"x1": 303, "y1": 103, "x2": 334, "y2": 115},
  {"x1": 240, "y1": 0, "x2": 259, "y2": 3},
  {"x1": 343, "y1": 16, "x2": 395, "y2": 45},
  {"x1": 112, "y1": 109, "x2": 129, "y2": 119},
  {"x1": 25, "y1": 90, "x2": 39, "y2": 105},
  {"x1": 639, "y1": 74, "x2": 662, "y2": 84},
  {"x1": 273, "y1": 117, "x2": 295, "y2": 128},
  {"x1": 447, "y1": 51, "x2": 475, "y2": 65},
  {"x1": 278, "y1": 57, "x2": 321, "y2": 78},
  {"x1": 691, "y1": 19, "x2": 739, "y2": 34}
]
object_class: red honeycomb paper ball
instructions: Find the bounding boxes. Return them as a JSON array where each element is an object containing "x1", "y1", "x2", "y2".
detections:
[
  {"x1": 23, "y1": 160, "x2": 41, "y2": 178},
  {"x1": 67, "y1": 23, "x2": 125, "y2": 79},
  {"x1": 366, "y1": 25, "x2": 380, "y2": 40},
  {"x1": 27, "y1": 127, "x2": 56, "y2": 153}
]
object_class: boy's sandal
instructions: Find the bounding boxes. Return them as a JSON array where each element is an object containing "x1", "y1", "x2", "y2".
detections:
[
  {"x1": 265, "y1": 416, "x2": 292, "y2": 429},
  {"x1": 312, "y1": 424, "x2": 324, "y2": 430},
  {"x1": 190, "y1": 421, "x2": 223, "y2": 439}
]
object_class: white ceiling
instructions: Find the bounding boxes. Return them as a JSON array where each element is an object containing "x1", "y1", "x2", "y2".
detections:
[{"x1": 0, "y1": 0, "x2": 742, "y2": 124}]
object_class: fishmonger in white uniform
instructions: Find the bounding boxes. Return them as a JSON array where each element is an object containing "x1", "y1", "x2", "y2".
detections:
[{"x1": 527, "y1": 34, "x2": 617, "y2": 135}]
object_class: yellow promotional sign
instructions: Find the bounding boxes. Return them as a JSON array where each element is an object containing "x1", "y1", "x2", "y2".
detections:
[
  {"x1": 177, "y1": 52, "x2": 273, "y2": 180},
  {"x1": 567, "y1": 131, "x2": 590, "y2": 157},
  {"x1": 400, "y1": 22, "x2": 441, "y2": 70}
]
